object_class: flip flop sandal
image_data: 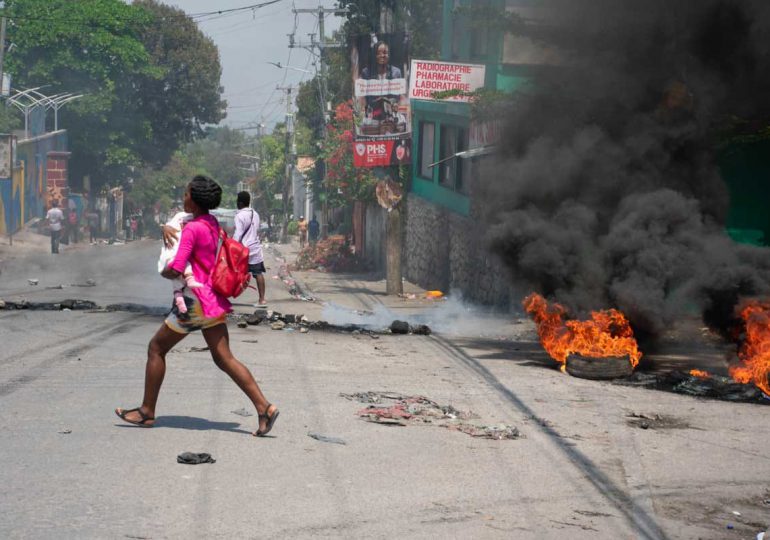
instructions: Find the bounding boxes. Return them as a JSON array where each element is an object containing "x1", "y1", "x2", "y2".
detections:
[
  {"x1": 255, "y1": 404, "x2": 279, "y2": 437},
  {"x1": 115, "y1": 407, "x2": 155, "y2": 427}
]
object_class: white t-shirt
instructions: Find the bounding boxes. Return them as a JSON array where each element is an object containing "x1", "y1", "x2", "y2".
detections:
[{"x1": 46, "y1": 208, "x2": 64, "y2": 231}]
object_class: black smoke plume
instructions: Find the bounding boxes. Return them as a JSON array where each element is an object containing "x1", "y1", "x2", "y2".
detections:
[{"x1": 482, "y1": 0, "x2": 770, "y2": 335}]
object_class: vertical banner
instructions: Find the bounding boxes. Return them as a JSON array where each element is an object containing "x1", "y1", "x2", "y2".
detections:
[{"x1": 351, "y1": 33, "x2": 412, "y2": 167}]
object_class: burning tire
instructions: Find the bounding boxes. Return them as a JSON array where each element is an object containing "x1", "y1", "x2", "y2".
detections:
[{"x1": 565, "y1": 354, "x2": 634, "y2": 380}]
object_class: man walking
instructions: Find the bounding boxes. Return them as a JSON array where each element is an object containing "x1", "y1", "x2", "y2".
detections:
[
  {"x1": 233, "y1": 191, "x2": 267, "y2": 307},
  {"x1": 297, "y1": 215, "x2": 308, "y2": 248},
  {"x1": 308, "y1": 215, "x2": 320, "y2": 245},
  {"x1": 46, "y1": 199, "x2": 64, "y2": 254}
]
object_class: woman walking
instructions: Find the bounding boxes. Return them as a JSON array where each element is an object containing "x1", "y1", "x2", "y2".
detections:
[{"x1": 115, "y1": 175, "x2": 279, "y2": 436}]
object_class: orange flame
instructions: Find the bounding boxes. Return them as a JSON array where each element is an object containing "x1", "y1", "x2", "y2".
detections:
[
  {"x1": 730, "y1": 300, "x2": 770, "y2": 395},
  {"x1": 523, "y1": 293, "x2": 642, "y2": 368},
  {"x1": 689, "y1": 369, "x2": 711, "y2": 378}
]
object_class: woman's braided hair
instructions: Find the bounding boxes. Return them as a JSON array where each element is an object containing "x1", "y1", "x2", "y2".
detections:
[{"x1": 189, "y1": 175, "x2": 222, "y2": 211}]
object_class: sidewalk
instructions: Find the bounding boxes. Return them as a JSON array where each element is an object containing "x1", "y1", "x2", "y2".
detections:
[{"x1": 242, "y1": 237, "x2": 523, "y2": 339}]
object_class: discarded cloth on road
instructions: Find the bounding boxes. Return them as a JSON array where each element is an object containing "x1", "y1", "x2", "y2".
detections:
[
  {"x1": 177, "y1": 452, "x2": 216, "y2": 465},
  {"x1": 341, "y1": 391, "x2": 519, "y2": 440},
  {"x1": 615, "y1": 371, "x2": 770, "y2": 404}
]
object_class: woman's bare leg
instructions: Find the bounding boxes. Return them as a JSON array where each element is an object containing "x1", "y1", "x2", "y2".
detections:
[
  {"x1": 117, "y1": 323, "x2": 186, "y2": 423},
  {"x1": 202, "y1": 323, "x2": 274, "y2": 432}
]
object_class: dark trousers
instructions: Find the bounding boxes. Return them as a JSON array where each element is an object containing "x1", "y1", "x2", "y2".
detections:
[
  {"x1": 89, "y1": 227, "x2": 97, "y2": 243},
  {"x1": 51, "y1": 229, "x2": 61, "y2": 254}
]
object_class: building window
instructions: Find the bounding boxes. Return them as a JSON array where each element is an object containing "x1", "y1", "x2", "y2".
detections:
[
  {"x1": 419, "y1": 121, "x2": 435, "y2": 179},
  {"x1": 439, "y1": 124, "x2": 468, "y2": 192}
]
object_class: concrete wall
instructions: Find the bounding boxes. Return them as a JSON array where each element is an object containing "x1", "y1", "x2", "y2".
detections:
[
  {"x1": 0, "y1": 130, "x2": 68, "y2": 235},
  {"x1": 404, "y1": 193, "x2": 514, "y2": 307}
]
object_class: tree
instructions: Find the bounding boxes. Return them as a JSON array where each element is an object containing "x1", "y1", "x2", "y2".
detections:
[
  {"x1": 5, "y1": 0, "x2": 157, "y2": 186},
  {"x1": 132, "y1": 0, "x2": 226, "y2": 166},
  {"x1": 4, "y1": 0, "x2": 226, "y2": 189}
]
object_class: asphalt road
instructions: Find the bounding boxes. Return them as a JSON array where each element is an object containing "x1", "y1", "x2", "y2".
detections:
[{"x1": 1, "y1": 238, "x2": 769, "y2": 539}]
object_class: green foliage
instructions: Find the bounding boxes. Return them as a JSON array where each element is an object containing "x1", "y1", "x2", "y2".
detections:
[
  {"x1": 4, "y1": 0, "x2": 225, "y2": 189},
  {"x1": 0, "y1": 104, "x2": 22, "y2": 133},
  {"x1": 286, "y1": 220, "x2": 298, "y2": 235},
  {"x1": 133, "y1": 0, "x2": 227, "y2": 166}
]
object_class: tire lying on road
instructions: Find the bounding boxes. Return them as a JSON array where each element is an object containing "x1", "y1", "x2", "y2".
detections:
[{"x1": 565, "y1": 354, "x2": 634, "y2": 380}]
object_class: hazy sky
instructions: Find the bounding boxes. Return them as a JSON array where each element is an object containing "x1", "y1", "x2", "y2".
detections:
[{"x1": 164, "y1": 0, "x2": 343, "y2": 132}]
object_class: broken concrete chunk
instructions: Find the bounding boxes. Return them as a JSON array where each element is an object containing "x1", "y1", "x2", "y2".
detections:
[
  {"x1": 0, "y1": 300, "x2": 5, "y2": 309},
  {"x1": 390, "y1": 320, "x2": 409, "y2": 334},
  {"x1": 271, "y1": 321, "x2": 286, "y2": 330}
]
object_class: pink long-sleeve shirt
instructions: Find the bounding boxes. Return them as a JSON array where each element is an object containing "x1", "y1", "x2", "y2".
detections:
[{"x1": 169, "y1": 214, "x2": 232, "y2": 318}]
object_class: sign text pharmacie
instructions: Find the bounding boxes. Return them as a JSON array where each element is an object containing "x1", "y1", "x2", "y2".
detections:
[{"x1": 409, "y1": 60, "x2": 486, "y2": 102}]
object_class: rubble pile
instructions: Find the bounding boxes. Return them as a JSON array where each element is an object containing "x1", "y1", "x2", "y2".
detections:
[
  {"x1": 340, "y1": 391, "x2": 520, "y2": 440},
  {"x1": 0, "y1": 299, "x2": 97, "y2": 311},
  {"x1": 293, "y1": 235, "x2": 366, "y2": 273}
]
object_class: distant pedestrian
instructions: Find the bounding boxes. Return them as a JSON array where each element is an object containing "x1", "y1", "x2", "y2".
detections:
[
  {"x1": 87, "y1": 211, "x2": 99, "y2": 244},
  {"x1": 136, "y1": 215, "x2": 144, "y2": 240},
  {"x1": 308, "y1": 215, "x2": 320, "y2": 245},
  {"x1": 233, "y1": 191, "x2": 267, "y2": 308},
  {"x1": 46, "y1": 200, "x2": 64, "y2": 254},
  {"x1": 115, "y1": 175, "x2": 279, "y2": 436},
  {"x1": 297, "y1": 215, "x2": 308, "y2": 248},
  {"x1": 130, "y1": 216, "x2": 138, "y2": 241},
  {"x1": 68, "y1": 208, "x2": 79, "y2": 243}
]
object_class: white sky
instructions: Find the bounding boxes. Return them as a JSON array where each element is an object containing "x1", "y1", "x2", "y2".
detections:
[{"x1": 163, "y1": 0, "x2": 343, "y2": 132}]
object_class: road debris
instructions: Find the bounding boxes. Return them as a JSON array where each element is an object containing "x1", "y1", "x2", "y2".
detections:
[
  {"x1": 616, "y1": 371, "x2": 770, "y2": 404},
  {"x1": 307, "y1": 432, "x2": 347, "y2": 445},
  {"x1": 28, "y1": 278, "x2": 39, "y2": 286},
  {"x1": 231, "y1": 408, "x2": 253, "y2": 417},
  {"x1": 390, "y1": 320, "x2": 409, "y2": 334},
  {"x1": 177, "y1": 452, "x2": 216, "y2": 465},
  {"x1": 342, "y1": 391, "x2": 519, "y2": 440},
  {"x1": 625, "y1": 412, "x2": 692, "y2": 430},
  {"x1": 271, "y1": 321, "x2": 286, "y2": 330},
  {"x1": 172, "y1": 346, "x2": 209, "y2": 353},
  {"x1": 57, "y1": 428, "x2": 72, "y2": 434}
]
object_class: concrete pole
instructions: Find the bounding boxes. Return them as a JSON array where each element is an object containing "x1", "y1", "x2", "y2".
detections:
[{"x1": 381, "y1": 4, "x2": 403, "y2": 295}]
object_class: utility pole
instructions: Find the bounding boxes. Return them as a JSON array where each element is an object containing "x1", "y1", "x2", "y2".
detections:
[
  {"x1": 277, "y1": 85, "x2": 295, "y2": 243},
  {"x1": 380, "y1": 4, "x2": 403, "y2": 295},
  {"x1": 0, "y1": 15, "x2": 7, "y2": 96},
  {"x1": 292, "y1": 5, "x2": 348, "y2": 239}
]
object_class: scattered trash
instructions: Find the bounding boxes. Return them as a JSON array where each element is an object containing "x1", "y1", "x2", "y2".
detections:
[
  {"x1": 399, "y1": 293, "x2": 417, "y2": 300},
  {"x1": 177, "y1": 452, "x2": 216, "y2": 465},
  {"x1": 307, "y1": 432, "x2": 347, "y2": 445},
  {"x1": 625, "y1": 412, "x2": 691, "y2": 430},
  {"x1": 45, "y1": 284, "x2": 64, "y2": 290},
  {"x1": 57, "y1": 428, "x2": 72, "y2": 434},
  {"x1": 0, "y1": 300, "x2": 5, "y2": 309},
  {"x1": 294, "y1": 236, "x2": 367, "y2": 273},
  {"x1": 231, "y1": 408, "x2": 253, "y2": 417},
  {"x1": 244, "y1": 314, "x2": 263, "y2": 325},
  {"x1": 732, "y1": 511, "x2": 742, "y2": 516},
  {"x1": 727, "y1": 524, "x2": 734, "y2": 530},
  {"x1": 390, "y1": 320, "x2": 409, "y2": 334},
  {"x1": 237, "y1": 320, "x2": 248, "y2": 328},
  {"x1": 757, "y1": 532, "x2": 765, "y2": 540},
  {"x1": 71, "y1": 279, "x2": 96, "y2": 287},
  {"x1": 27, "y1": 279, "x2": 39, "y2": 286},
  {"x1": 300, "y1": 327, "x2": 309, "y2": 334},
  {"x1": 172, "y1": 346, "x2": 209, "y2": 353},
  {"x1": 345, "y1": 391, "x2": 518, "y2": 440},
  {"x1": 271, "y1": 321, "x2": 286, "y2": 330},
  {"x1": 242, "y1": 339, "x2": 259, "y2": 343}
]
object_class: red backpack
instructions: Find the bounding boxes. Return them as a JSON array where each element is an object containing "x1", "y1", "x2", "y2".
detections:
[{"x1": 198, "y1": 219, "x2": 252, "y2": 298}]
